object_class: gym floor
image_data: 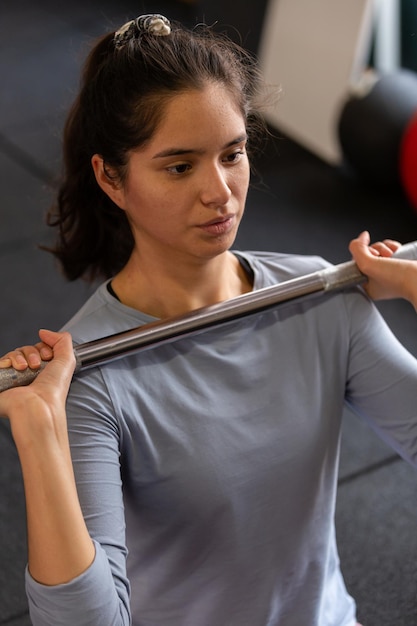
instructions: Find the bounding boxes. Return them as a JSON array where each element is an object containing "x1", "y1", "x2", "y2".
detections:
[{"x1": 1, "y1": 2, "x2": 417, "y2": 625}]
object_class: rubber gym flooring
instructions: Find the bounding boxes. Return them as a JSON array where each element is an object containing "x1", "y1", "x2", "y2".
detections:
[{"x1": 1, "y1": 2, "x2": 417, "y2": 624}]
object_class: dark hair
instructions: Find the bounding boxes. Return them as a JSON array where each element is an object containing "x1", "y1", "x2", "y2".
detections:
[{"x1": 45, "y1": 18, "x2": 267, "y2": 282}]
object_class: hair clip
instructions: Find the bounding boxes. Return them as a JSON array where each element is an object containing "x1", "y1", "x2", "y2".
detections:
[{"x1": 114, "y1": 14, "x2": 171, "y2": 48}]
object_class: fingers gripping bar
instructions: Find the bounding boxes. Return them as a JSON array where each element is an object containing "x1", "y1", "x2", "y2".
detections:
[{"x1": 1, "y1": 241, "x2": 417, "y2": 393}]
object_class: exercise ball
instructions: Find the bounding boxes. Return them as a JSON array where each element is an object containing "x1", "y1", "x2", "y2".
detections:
[
  {"x1": 338, "y1": 70, "x2": 417, "y2": 197},
  {"x1": 400, "y1": 111, "x2": 417, "y2": 208}
]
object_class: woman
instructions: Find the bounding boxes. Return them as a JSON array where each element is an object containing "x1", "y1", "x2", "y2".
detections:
[{"x1": 1, "y1": 14, "x2": 417, "y2": 626}]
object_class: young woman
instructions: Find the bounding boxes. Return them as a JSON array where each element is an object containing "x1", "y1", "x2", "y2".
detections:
[{"x1": 1, "y1": 14, "x2": 416, "y2": 626}]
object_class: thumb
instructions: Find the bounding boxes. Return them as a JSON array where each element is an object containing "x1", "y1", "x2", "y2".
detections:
[
  {"x1": 349, "y1": 231, "x2": 380, "y2": 260},
  {"x1": 35, "y1": 330, "x2": 76, "y2": 388}
]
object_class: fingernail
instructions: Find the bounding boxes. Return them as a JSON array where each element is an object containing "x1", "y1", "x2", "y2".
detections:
[
  {"x1": 40, "y1": 347, "x2": 52, "y2": 360},
  {"x1": 28, "y1": 354, "x2": 41, "y2": 368}
]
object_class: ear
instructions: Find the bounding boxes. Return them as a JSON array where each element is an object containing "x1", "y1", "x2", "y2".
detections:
[{"x1": 91, "y1": 154, "x2": 126, "y2": 209}]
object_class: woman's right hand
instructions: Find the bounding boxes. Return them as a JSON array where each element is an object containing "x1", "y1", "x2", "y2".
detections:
[
  {"x1": 0, "y1": 329, "x2": 76, "y2": 438},
  {"x1": 0, "y1": 335, "x2": 53, "y2": 371}
]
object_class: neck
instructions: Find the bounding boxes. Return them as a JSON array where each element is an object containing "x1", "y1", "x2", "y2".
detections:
[{"x1": 111, "y1": 251, "x2": 252, "y2": 319}]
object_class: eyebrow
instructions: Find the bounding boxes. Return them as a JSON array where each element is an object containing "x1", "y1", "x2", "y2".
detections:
[{"x1": 152, "y1": 134, "x2": 248, "y2": 159}]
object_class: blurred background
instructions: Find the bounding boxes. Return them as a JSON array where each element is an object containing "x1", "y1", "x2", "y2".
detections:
[{"x1": 1, "y1": 1, "x2": 417, "y2": 624}]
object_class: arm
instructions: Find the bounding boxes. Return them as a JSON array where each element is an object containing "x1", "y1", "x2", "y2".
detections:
[
  {"x1": 349, "y1": 230, "x2": 417, "y2": 310},
  {"x1": 0, "y1": 330, "x2": 95, "y2": 584},
  {"x1": 343, "y1": 288, "x2": 417, "y2": 465},
  {"x1": 1, "y1": 330, "x2": 131, "y2": 625}
]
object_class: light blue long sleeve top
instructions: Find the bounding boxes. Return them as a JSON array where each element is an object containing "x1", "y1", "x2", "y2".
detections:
[{"x1": 26, "y1": 251, "x2": 417, "y2": 626}]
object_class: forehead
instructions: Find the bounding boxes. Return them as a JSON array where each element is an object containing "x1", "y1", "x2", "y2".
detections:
[{"x1": 150, "y1": 84, "x2": 246, "y2": 145}]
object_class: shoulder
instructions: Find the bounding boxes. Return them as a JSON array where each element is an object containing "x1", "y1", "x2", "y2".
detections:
[
  {"x1": 234, "y1": 250, "x2": 331, "y2": 288},
  {"x1": 61, "y1": 281, "x2": 154, "y2": 345}
]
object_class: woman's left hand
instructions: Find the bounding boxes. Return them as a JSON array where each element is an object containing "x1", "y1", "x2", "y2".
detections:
[{"x1": 349, "y1": 231, "x2": 417, "y2": 308}]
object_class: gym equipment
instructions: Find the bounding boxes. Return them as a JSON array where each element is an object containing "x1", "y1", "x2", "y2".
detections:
[
  {"x1": 1, "y1": 241, "x2": 417, "y2": 394},
  {"x1": 400, "y1": 110, "x2": 417, "y2": 208},
  {"x1": 338, "y1": 69, "x2": 417, "y2": 206}
]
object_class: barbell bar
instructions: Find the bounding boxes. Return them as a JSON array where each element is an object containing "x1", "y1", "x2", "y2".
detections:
[{"x1": 1, "y1": 241, "x2": 417, "y2": 394}]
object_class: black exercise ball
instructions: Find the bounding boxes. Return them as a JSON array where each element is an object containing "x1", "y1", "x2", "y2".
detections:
[{"x1": 338, "y1": 70, "x2": 417, "y2": 189}]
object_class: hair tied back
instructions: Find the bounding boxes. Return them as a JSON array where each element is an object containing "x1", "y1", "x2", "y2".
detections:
[{"x1": 114, "y1": 14, "x2": 171, "y2": 48}]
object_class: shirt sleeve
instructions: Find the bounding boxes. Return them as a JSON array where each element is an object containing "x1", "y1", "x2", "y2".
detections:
[
  {"x1": 25, "y1": 540, "x2": 129, "y2": 625},
  {"x1": 25, "y1": 366, "x2": 131, "y2": 626},
  {"x1": 344, "y1": 288, "x2": 417, "y2": 466}
]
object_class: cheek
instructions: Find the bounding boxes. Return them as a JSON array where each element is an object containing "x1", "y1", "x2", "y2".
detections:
[
  {"x1": 126, "y1": 190, "x2": 182, "y2": 234},
  {"x1": 238, "y1": 155, "x2": 251, "y2": 183},
  {"x1": 233, "y1": 166, "x2": 250, "y2": 203}
]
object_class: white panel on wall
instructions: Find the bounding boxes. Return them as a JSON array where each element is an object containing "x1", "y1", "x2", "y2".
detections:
[{"x1": 258, "y1": 0, "x2": 375, "y2": 163}]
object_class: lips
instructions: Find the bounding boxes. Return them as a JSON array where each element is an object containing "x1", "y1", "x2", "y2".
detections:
[{"x1": 198, "y1": 215, "x2": 235, "y2": 236}]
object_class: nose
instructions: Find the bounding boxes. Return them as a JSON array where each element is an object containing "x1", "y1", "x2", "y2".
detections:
[{"x1": 200, "y1": 163, "x2": 232, "y2": 207}]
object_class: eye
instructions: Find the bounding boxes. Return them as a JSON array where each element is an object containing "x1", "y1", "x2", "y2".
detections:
[
  {"x1": 223, "y1": 149, "x2": 246, "y2": 164},
  {"x1": 166, "y1": 163, "x2": 191, "y2": 175}
]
